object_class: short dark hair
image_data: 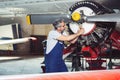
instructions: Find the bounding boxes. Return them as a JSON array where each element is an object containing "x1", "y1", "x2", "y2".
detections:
[{"x1": 53, "y1": 18, "x2": 64, "y2": 29}]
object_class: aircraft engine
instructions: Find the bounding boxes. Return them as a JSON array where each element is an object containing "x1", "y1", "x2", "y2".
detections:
[{"x1": 68, "y1": 1, "x2": 116, "y2": 48}]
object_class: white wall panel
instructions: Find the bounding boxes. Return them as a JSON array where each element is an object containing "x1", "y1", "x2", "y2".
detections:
[{"x1": 0, "y1": 24, "x2": 20, "y2": 50}]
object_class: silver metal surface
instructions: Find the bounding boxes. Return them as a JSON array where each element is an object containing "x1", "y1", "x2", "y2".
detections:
[{"x1": 86, "y1": 13, "x2": 120, "y2": 22}]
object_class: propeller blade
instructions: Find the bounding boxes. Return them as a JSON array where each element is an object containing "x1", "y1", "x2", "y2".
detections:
[
  {"x1": 0, "y1": 37, "x2": 36, "y2": 45},
  {"x1": 86, "y1": 13, "x2": 120, "y2": 22},
  {"x1": 27, "y1": 14, "x2": 70, "y2": 24}
]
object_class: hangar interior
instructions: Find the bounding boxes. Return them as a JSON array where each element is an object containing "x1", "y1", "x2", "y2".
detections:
[
  {"x1": 0, "y1": 0, "x2": 79, "y2": 75},
  {"x1": 0, "y1": 0, "x2": 87, "y2": 55},
  {"x1": 0, "y1": 0, "x2": 120, "y2": 76}
]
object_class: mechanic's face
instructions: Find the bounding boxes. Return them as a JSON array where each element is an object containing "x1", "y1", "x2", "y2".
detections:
[{"x1": 59, "y1": 21, "x2": 66, "y2": 31}]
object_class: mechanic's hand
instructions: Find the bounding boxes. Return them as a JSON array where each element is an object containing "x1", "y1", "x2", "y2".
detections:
[{"x1": 77, "y1": 28, "x2": 84, "y2": 35}]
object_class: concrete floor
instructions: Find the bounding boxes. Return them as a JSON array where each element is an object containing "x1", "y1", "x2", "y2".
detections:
[
  {"x1": 0, "y1": 55, "x2": 73, "y2": 75},
  {"x1": 0, "y1": 54, "x2": 120, "y2": 75},
  {"x1": 0, "y1": 55, "x2": 44, "y2": 75}
]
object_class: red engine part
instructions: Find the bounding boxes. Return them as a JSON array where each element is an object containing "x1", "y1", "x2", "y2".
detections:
[
  {"x1": 63, "y1": 44, "x2": 76, "y2": 54},
  {"x1": 86, "y1": 59, "x2": 106, "y2": 70},
  {"x1": 81, "y1": 46, "x2": 98, "y2": 58},
  {"x1": 110, "y1": 30, "x2": 120, "y2": 50}
]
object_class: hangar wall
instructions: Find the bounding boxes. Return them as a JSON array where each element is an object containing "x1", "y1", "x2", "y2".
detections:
[{"x1": 13, "y1": 16, "x2": 53, "y2": 55}]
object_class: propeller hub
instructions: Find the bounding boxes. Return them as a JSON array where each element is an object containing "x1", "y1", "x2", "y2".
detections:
[{"x1": 71, "y1": 12, "x2": 81, "y2": 21}]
